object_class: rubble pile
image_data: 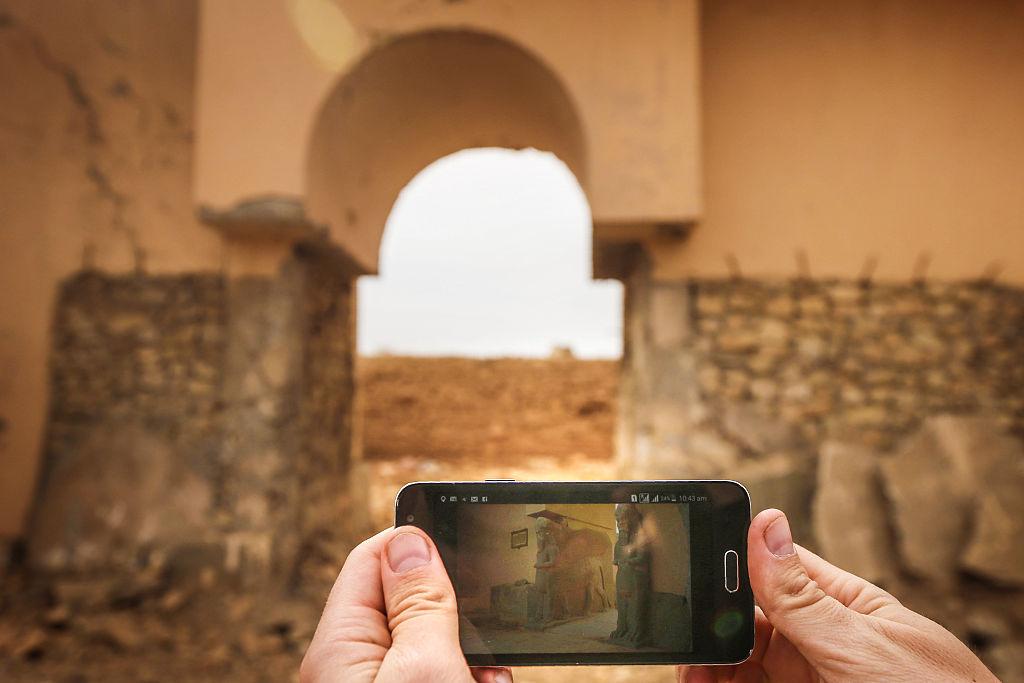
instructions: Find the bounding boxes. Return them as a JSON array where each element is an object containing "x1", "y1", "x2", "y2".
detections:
[{"x1": 0, "y1": 560, "x2": 324, "y2": 683}]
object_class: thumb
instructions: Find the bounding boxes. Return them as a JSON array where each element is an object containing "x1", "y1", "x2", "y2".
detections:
[
  {"x1": 379, "y1": 527, "x2": 468, "y2": 680},
  {"x1": 747, "y1": 509, "x2": 856, "y2": 660}
]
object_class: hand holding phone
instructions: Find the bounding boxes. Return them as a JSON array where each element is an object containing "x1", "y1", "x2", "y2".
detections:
[
  {"x1": 302, "y1": 503, "x2": 999, "y2": 682},
  {"x1": 394, "y1": 480, "x2": 754, "y2": 666}
]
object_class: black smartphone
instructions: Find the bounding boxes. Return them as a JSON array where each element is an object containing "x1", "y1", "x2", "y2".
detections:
[{"x1": 394, "y1": 480, "x2": 753, "y2": 667}]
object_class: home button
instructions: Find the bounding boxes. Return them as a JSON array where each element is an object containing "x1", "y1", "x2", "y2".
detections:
[{"x1": 724, "y1": 549, "x2": 740, "y2": 593}]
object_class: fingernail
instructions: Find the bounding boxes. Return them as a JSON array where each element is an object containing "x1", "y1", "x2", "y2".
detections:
[
  {"x1": 387, "y1": 532, "x2": 431, "y2": 573},
  {"x1": 494, "y1": 670, "x2": 512, "y2": 683},
  {"x1": 764, "y1": 514, "x2": 795, "y2": 558}
]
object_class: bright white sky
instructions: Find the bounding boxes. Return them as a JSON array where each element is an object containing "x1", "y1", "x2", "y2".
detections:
[{"x1": 357, "y1": 148, "x2": 623, "y2": 359}]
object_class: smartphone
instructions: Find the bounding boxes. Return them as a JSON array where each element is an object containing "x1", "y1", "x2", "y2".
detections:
[{"x1": 394, "y1": 480, "x2": 753, "y2": 667}]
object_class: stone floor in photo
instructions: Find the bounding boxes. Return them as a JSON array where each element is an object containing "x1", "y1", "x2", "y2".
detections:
[{"x1": 465, "y1": 610, "x2": 664, "y2": 656}]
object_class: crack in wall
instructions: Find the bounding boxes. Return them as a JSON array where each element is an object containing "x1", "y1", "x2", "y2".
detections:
[
  {"x1": 85, "y1": 163, "x2": 143, "y2": 271},
  {"x1": 3, "y1": 16, "x2": 106, "y2": 145},
  {"x1": 1, "y1": 10, "x2": 145, "y2": 270}
]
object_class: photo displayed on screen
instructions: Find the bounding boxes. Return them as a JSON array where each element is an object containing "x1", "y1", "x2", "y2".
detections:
[{"x1": 454, "y1": 502, "x2": 693, "y2": 655}]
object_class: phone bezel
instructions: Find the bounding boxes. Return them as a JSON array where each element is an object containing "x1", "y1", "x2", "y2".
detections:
[{"x1": 394, "y1": 480, "x2": 754, "y2": 667}]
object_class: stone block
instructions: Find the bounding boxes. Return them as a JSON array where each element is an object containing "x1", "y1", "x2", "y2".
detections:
[
  {"x1": 962, "y1": 483, "x2": 1024, "y2": 586},
  {"x1": 718, "y1": 330, "x2": 759, "y2": 354},
  {"x1": 812, "y1": 441, "x2": 894, "y2": 584},
  {"x1": 738, "y1": 454, "x2": 816, "y2": 549},
  {"x1": 721, "y1": 403, "x2": 800, "y2": 454},
  {"x1": 882, "y1": 415, "x2": 1024, "y2": 585},
  {"x1": 881, "y1": 425, "x2": 973, "y2": 582},
  {"x1": 765, "y1": 296, "x2": 794, "y2": 317},
  {"x1": 928, "y1": 417, "x2": 1024, "y2": 585},
  {"x1": 696, "y1": 294, "x2": 726, "y2": 316},
  {"x1": 758, "y1": 319, "x2": 789, "y2": 347}
]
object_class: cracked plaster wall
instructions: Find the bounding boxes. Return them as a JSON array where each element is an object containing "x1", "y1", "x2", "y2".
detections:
[{"x1": 0, "y1": 1, "x2": 221, "y2": 535}]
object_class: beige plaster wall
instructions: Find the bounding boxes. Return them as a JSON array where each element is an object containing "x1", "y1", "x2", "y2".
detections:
[
  {"x1": 652, "y1": 0, "x2": 1024, "y2": 283},
  {"x1": 196, "y1": 0, "x2": 701, "y2": 271},
  {"x1": 0, "y1": 0, "x2": 221, "y2": 535}
]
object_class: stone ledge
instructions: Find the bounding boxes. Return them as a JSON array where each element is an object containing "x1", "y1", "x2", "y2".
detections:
[{"x1": 198, "y1": 195, "x2": 324, "y2": 242}]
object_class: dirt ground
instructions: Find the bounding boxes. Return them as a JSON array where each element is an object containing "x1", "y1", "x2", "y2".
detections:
[
  {"x1": 359, "y1": 356, "x2": 618, "y2": 461},
  {"x1": 0, "y1": 453, "x2": 680, "y2": 683}
]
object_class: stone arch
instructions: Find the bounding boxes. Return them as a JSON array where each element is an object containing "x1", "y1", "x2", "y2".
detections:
[{"x1": 305, "y1": 29, "x2": 588, "y2": 272}]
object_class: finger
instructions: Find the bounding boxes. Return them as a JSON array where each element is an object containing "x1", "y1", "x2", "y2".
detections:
[
  {"x1": 471, "y1": 666, "x2": 513, "y2": 683},
  {"x1": 761, "y1": 630, "x2": 816, "y2": 683},
  {"x1": 704, "y1": 609, "x2": 771, "y2": 683},
  {"x1": 793, "y1": 544, "x2": 900, "y2": 616},
  {"x1": 378, "y1": 526, "x2": 467, "y2": 680},
  {"x1": 747, "y1": 509, "x2": 857, "y2": 662},
  {"x1": 325, "y1": 528, "x2": 392, "y2": 613},
  {"x1": 750, "y1": 606, "x2": 773, "y2": 663},
  {"x1": 676, "y1": 609, "x2": 772, "y2": 683},
  {"x1": 677, "y1": 665, "x2": 718, "y2": 683},
  {"x1": 301, "y1": 528, "x2": 394, "y2": 683}
]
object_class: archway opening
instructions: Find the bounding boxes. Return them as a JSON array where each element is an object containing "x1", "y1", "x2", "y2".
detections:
[{"x1": 358, "y1": 148, "x2": 623, "y2": 520}]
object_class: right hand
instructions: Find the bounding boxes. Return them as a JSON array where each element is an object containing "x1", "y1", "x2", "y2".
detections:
[{"x1": 679, "y1": 509, "x2": 999, "y2": 683}]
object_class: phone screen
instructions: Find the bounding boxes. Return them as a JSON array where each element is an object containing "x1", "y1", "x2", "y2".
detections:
[{"x1": 395, "y1": 481, "x2": 753, "y2": 666}]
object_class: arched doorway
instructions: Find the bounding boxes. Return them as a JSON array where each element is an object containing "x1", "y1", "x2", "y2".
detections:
[
  {"x1": 358, "y1": 147, "x2": 620, "y2": 359},
  {"x1": 305, "y1": 30, "x2": 616, "y2": 528},
  {"x1": 306, "y1": 29, "x2": 588, "y2": 272},
  {"x1": 356, "y1": 147, "x2": 623, "y2": 524}
]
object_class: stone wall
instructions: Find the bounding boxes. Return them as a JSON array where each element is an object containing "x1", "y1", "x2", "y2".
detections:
[
  {"x1": 31, "y1": 272, "x2": 226, "y2": 571},
  {"x1": 0, "y1": 0, "x2": 221, "y2": 536},
  {"x1": 620, "y1": 270, "x2": 1024, "y2": 500},
  {"x1": 29, "y1": 251, "x2": 359, "y2": 584},
  {"x1": 619, "y1": 268, "x2": 1024, "y2": 679},
  {"x1": 690, "y1": 278, "x2": 1024, "y2": 450},
  {"x1": 292, "y1": 251, "x2": 361, "y2": 586}
]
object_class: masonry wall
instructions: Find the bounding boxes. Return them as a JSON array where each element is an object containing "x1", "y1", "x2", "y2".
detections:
[
  {"x1": 29, "y1": 255, "x2": 359, "y2": 583},
  {"x1": 688, "y1": 278, "x2": 1024, "y2": 451},
  {"x1": 0, "y1": 0, "x2": 220, "y2": 536},
  {"x1": 293, "y1": 253, "x2": 361, "y2": 585},
  {"x1": 621, "y1": 268, "x2": 1024, "y2": 522},
  {"x1": 31, "y1": 272, "x2": 226, "y2": 571},
  {"x1": 619, "y1": 266, "x2": 1024, "y2": 679}
]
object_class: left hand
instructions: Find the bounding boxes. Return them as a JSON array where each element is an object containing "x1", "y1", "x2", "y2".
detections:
[{"x1": 301, "y1": 527, "x2": 512, "y2": 683}]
